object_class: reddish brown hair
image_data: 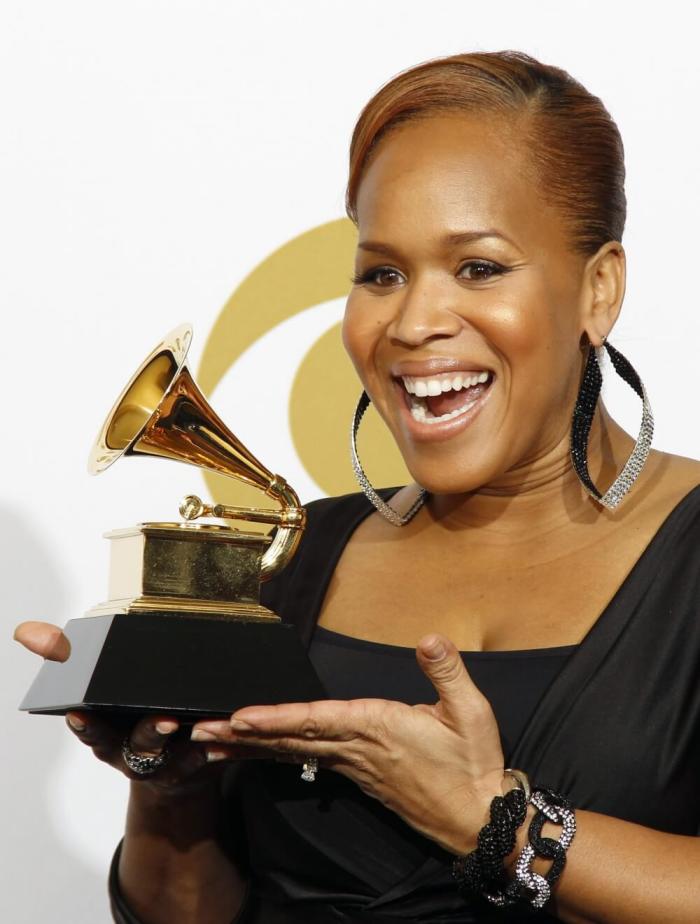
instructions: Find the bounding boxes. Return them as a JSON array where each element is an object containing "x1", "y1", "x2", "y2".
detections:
[{"x1": 346, "y1": 51, "x2": 626, "y2": 257}]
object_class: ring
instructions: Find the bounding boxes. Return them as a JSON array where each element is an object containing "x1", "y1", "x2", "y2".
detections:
[
  {"x1": 122, "y1": 736, "x2": 170, "y2": 776},
  {"x1": 300, "y1": 756, "x2": 318, "y2": 782}
]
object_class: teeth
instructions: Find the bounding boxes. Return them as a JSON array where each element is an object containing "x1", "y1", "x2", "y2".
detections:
[
  {"x1": 401, "y1": 370, "x2": 490, "y2": 396},
  {"x1": 408, "y1": 393, "x2": 480, "y2": 424},
  {"x1": 402, "y1": 369, "x2": 492, "y2": 425}
]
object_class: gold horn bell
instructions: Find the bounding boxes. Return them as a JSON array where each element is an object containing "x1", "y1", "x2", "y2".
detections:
[{"x1": 89, "y1": 323, "x2": 305, "y2": 607}]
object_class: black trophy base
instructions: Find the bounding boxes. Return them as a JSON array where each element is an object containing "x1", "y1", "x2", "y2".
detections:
[{"x1": 19, "y1": 610, "x2": 326, "y2": 720}]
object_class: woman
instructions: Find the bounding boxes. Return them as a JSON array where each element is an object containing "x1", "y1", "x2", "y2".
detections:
[{"x1": 16, "y1": 50, "x2": 700, "y2": 923}]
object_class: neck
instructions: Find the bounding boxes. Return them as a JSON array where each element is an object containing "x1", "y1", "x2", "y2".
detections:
[{"x1": 422, "y1": 404, "x2": 635, "y2": 537}]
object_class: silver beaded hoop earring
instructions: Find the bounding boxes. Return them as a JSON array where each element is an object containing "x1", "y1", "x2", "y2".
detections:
[
  {"x1": 570, "y1": 340, "x2": 654, "y2": 510},
  {"x1": 350, "y1": 391, "x2": 426, "y2": 526}
]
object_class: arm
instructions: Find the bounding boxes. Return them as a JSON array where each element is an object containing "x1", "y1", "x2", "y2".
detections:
[
  {"x1": 190, "y1": 633, "x2": 700, "y2": 924},
  {"x1": 503, "y1": 806, "x2": 700, "y2": 924},
  {"x1": 117, "y1": 779, "x2": 246, "y2": 924},
  {"x1": 14, "y1": 621, "x2": 248, "y2": 924}
]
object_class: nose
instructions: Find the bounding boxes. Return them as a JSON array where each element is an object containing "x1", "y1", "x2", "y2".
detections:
[{"x1": 386, "y1": 274, "x2": 463, "y2": 347}]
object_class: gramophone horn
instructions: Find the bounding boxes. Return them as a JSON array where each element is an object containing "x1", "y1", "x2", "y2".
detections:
[{"x1": 88, "y1": 323, "x2": 304, "y2": 579}]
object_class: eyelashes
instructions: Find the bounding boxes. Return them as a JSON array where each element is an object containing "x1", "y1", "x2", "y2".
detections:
[
  {"x1": 351, "y1": 260, "x2": 510, "y2": 288},
  {"x1": 351, "y1": 266, "x2": 403, "y2": 287}
]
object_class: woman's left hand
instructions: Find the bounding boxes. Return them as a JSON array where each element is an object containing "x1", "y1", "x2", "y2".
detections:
[{"x1": 191, "y1": 633, "x2": 505, "y2": 855}]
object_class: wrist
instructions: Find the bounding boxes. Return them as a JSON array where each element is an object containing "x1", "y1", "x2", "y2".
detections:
[
  {"x1": 130, "y1": 773, "x2": 222, "y2": 809},
  {"x1": 442, "y1": 770, "x2": 520, "y2": 856},
  {"x1": 441, "y1": 781, "x2": 497, "y2": 856},
  {"x1": 126, "y1": 777, "x2": 225, "y2": 849}
]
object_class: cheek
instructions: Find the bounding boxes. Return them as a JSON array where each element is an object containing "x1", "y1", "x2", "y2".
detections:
[
  {"x1": 477, "y1": 287, "x2": 581, "y2": 431},
  {"x1": 341, "y1": 296, "x2": 385, "y2": 386},
  {"x1": 486, "y1": 288, "x2": 577, "y2": 374},
  {"x1": 487, "y1": 304, "x2": 539, "y2": 355}
]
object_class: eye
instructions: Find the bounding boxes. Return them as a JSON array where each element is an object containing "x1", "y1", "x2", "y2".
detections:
[
  {"x1": 458, "y1": 260, "x2": 505, "y2": 281},
  {"x1": 351, "y1": 266, "x2": 405, "y2": 288}
]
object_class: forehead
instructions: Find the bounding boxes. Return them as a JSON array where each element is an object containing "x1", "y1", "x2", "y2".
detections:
[{"x1": 354, "y1": 114, "x2": 567, "y2": 255}]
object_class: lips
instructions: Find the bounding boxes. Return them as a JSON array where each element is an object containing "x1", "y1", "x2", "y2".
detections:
[{"x1": 390, "y1": 365, "x2": 495, "y2": 439}]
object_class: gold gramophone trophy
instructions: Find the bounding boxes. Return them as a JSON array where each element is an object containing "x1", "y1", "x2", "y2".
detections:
[{"x1": 20, "y1": 324, "x2": 324, "y2": 718}]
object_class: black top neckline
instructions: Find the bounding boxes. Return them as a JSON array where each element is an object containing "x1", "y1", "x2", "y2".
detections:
[{"x1": 312, "y1": 624, "x2": 578, "y2": 659}]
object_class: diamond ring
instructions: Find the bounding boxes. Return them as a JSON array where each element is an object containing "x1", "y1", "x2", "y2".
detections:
[
  {"x1": 300, "y1": 756, "x2": 318, "y2": 782},
  {"x1": 122, "y1": 736, "x2": 170, "y2": 776}
]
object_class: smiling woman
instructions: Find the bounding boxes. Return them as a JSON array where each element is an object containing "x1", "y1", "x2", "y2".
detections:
[{"x1": 15, "y1": 50, "x2": 700, "y2": 924}]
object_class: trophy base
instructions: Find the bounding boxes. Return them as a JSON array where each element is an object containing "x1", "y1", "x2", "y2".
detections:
[{"x1": 19, "y1": 610, "x2": 325, "y2": 720}]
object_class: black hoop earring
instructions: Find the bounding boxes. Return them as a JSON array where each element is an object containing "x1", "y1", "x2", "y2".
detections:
[{"x1": 570, "y1": 341, "x2": 654, "y2": 510}]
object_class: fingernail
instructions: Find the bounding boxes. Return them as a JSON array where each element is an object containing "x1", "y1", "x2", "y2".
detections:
[
  {"x1": 191, "y1": 728, "x2": 216, "y2": 742},
  {"x1": 230, "y1": 719, "x2": 254, "y2": 731},
  {"x1": 67, "y1": 715, "x2": 85, "y2": 732},
  {"x1": 206, "y1": 749, "x2": 229, "y2": 762},
  {"x1": 423, "y1": 639, "x2": 446, "y2": 661},
  {"x1": 155, "y1": 721, "x2": 178, "y2": 735}
]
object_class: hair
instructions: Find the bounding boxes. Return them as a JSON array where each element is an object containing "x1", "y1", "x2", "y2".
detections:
[{"x1": 345, "y1": 50, "x2": 626, "y2": 257}]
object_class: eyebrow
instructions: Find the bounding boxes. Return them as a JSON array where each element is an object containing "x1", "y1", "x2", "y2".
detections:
[{"x1": 357, "y1": 229, "x2": 522, "y2": 256}]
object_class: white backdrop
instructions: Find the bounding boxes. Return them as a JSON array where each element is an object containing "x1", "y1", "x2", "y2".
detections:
[{"x1": 2, "y1": 2, "x2": 699, "y2": 920}]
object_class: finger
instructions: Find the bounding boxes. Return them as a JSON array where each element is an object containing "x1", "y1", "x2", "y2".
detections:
[
  {"x1": 190, "y1": 718, "x2": 307, "y2": 744},
  {"x1": 213, "y1": 733, "x2": 341, "y2": 760},
  {"x1": 192, "y1": 719, "x2": 343, "y2": 756},
  {"x1": 14, "y1": 622, "x2": 71, "y2": 662},
  {"x1": 273, "y1": 751, "x2": 303, "y2": 764},
  {"x1": 128, "y1": 715, "x2": 180, "y2": 757},
  {"x1": 65, "y1": 711, "x2": 122, "y2": 762},
  {"x1": 228, "y1": 699, "x2": 367, "y2": 741},
  {"x1": 191, "y1": 720, "x2": 237, "y2": 743},
  {"x1": 203, "y1": 744, "x2": 288, "y2": 763},
  {"x1": 65, "y1": 711, "x2": 90, "y2": 734},
  {"x1": 415, "y1": 634, "x2": 489, "y2": 731}
]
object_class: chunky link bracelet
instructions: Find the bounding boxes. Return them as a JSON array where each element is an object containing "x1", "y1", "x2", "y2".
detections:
[
  {"x1": 453, "y1": 772, "x2": 576, "y2": 912},
  {"x1": 517, "y1": 788, "x2": 576, "y2": 908},
  {"x1": 452, "y1": 770, "x2": 529, "y2": 899},
  {"x1": 484, "y1": 785, "x2": 576, "y2": 910}
]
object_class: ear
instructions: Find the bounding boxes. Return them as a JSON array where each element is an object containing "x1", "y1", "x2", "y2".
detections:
[{"x1": 579, "y1": 241, "x2": 626, "y2": 347}]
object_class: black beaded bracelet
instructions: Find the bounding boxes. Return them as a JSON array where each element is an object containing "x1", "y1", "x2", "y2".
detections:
[{"x1": 452, "y1": 785, "x2": 527, "y2": 897}]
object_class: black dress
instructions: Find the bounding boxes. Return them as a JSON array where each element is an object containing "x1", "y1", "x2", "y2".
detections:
[{"x1": 110, "y1": 485, "x2": 700, "y2": 924}]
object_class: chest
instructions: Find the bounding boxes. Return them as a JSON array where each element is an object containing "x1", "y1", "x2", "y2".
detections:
[{"x1": 317, "y1": 519, "x2": 651, "y2": 651}]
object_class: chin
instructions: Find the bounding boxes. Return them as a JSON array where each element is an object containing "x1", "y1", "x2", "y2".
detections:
[{"x1": 402, "y1": 450, "x2": 505, "y2": 497}]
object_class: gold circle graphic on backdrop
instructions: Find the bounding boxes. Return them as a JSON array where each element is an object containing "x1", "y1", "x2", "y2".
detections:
[{"x1": 198, "y1": 218, "x2": 409, "y2": 506}]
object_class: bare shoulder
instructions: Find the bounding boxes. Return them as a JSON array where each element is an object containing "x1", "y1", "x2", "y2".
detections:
[{"x1": 640, "y1": 449, "x2": 700, "y2": 516}]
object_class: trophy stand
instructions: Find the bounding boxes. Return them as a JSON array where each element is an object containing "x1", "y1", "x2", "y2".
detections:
[{"x1": 20, "y1": 324, "x2": 325, "y2": 719}]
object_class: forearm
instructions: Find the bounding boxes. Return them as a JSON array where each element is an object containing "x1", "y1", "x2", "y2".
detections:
[
  {"x1": 508, "y1": 807, "x2": 700, "y2": 924},
  {"x1": 119, "y1": 780, "x2": 246, "y2": 924}
]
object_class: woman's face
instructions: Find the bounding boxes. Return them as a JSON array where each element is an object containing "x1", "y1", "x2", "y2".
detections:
[{"x1": 343, "y1": 114, "x2": 594, "y2": 496}]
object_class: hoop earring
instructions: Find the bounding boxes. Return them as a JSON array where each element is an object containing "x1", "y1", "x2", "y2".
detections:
[
  {"x1": 571, "y1": 341, "x2": 654, "y2": 510},
  {"x1": 350, "y1": 391, "x2": 426, "y2": 526}
]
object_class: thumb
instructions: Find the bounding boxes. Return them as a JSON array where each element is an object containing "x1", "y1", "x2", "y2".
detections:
[
  {"x1": 14, "y1": 621, "x2": 71, "y2": 662},
  {"x1": 416, "y1": 634, "x2": 484, "y2": 730}
]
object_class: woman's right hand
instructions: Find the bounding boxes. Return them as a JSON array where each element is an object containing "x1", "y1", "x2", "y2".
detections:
[{"x1": 13, "y1": 620, "x2": 264, "y2": 795}]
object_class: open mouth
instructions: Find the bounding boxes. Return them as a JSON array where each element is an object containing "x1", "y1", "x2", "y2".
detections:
[{"x1": 399, "y1": 370, "x2": 494, "y2": 425}]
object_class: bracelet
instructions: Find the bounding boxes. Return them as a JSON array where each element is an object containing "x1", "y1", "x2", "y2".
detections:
[
  {"x1": 452, "y1": 770, "x2": 529, "y2": 898},
  {"x1": 452, "y1": 772, "x2": 576, "y2": 911},
  {"x1": 485, "y1": 785, "x2": 576, "y2": 910},
  {"x1": 515, "y1": 788, "x2": 576, "y2": 908}
]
